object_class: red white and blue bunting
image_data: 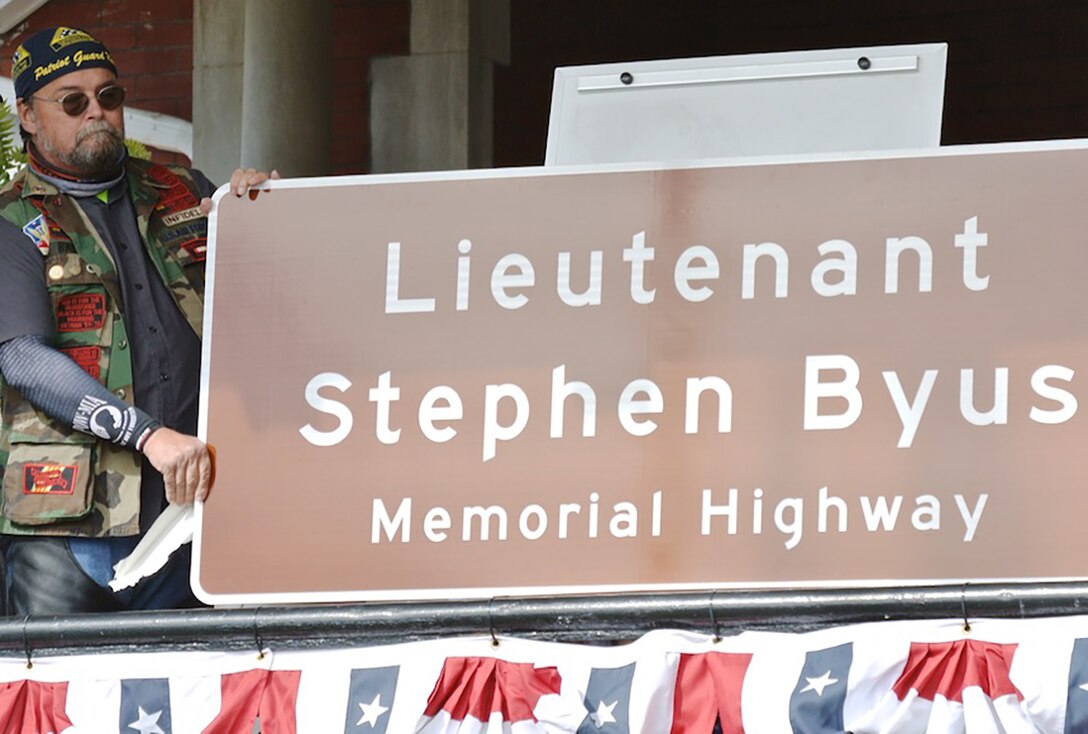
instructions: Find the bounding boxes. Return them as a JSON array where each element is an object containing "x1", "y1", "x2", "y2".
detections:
[{"x1": 2, "y1": 615, "x2": 1088, "y2": 732}]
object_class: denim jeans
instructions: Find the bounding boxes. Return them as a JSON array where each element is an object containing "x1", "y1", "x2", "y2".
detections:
[{"x1": 5, "y1": 536, "x2": 199, "y2": 615}]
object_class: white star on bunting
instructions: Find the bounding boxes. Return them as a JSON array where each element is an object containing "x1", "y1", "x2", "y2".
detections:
[
  {"x1": 128, "y1": 706, "x2": 165, "y2": 734},
  {"x1": 801, "y1": 670, "x2": 839, "y2": 697},
  {"x1": 357, "y1": 692, "x2": 390, "y2": 727},
  {"x1": 591, "y1": 699, "x2": 618, "y2": 727}
]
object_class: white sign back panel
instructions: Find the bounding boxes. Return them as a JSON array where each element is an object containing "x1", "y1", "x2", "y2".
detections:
[{"x1": 545, "y1": 44, "x2": 947, "y2": 166}]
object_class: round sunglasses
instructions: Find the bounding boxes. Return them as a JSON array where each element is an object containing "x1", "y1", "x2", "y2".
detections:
[{"x1": 30, "y1": 84, "x2": 126, "y2": 117}]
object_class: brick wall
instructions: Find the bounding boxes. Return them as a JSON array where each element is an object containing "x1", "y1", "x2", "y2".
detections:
[
  {"x1": 0, "y1": 0, "x2": 194, "y2": 165},
  {"x1": 494, "y1": 0, "x2": 1088, "y2": 166},
  {"x1": 0, "y1": 0, "x2": 194, "y2": 123},
  {"x1": 332, "y1": 0, "x2": 409, "y2": 175}
]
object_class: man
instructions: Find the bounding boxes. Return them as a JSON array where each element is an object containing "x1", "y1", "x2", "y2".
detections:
[{"x1": 0, "y1": 27, "x2": 275, "y2": 614}]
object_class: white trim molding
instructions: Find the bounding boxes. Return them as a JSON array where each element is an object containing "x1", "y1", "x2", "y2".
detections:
[{"x1": 0, "y1": 0, "x2": 48, "y2": 34}]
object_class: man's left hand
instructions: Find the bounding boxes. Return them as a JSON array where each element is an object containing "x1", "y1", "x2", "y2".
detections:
[
  {"x1": 199, "y1": 168, "x2": 281, "y2": 214},
  {"x1": 142, "y1": 427, "x2": 214, "y2": 505}
]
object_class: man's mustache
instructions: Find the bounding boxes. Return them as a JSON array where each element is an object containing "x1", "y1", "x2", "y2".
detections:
[{"x1": 75, "y1": 121, "x2": 122, "y2": 145}]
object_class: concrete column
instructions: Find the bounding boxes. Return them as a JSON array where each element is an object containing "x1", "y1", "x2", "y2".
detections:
[
  {"x1": 370, "y1": 0, "x2": 509, "y2": 173},
  {"x1": 193, "y1": 0, "x2": 332, "y2": 182},
  {"x1": 240, "y1": 0, "x2": 331, "y2": 176},
  {"x1": 193, "y1": 0, "x2": 244, "y2": 184}
]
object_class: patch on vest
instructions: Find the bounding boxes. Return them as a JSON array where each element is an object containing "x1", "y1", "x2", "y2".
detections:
[
  {"x1": 161, "y1": 205, "x2": 203, "y2": 227},
  {"x1": 148, "y1": 164, "x2": 199, "y2": 212},
  {"x1": 22, "y1": 463, "x2": 78, "y2": 495},
  {"x1": 59, "y1": 345, "x2": 101, "y2": 379},
  {"x1": 56, "y1": 293, "x2": 106, "y2": 332},
  {"x1": 181, "y1": 237, "x2": 208, "y2": 262},
  {"x1": 160, "y1": 221, "x2": 205, "y2": 246},
  {"x1": 21, "y1": 214, "x2": 49, "y2": 256}
]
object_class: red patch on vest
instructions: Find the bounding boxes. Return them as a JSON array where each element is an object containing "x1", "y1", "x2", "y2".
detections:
[
  {"x1": 180, "y1": 238, "x2": 208, "y2": 263},
  {"x1": 148, "y1": 164, "x2": 199, "y2": 212},
  {"x1": 59, "y1": 345, "x2": 101, "y2": 379},
  {"x1": 55, "y1": 293, "x2": 106, "y2": 333},
  {"x1": 23, "y1": 464, "x2": 78, "y2": 495}
]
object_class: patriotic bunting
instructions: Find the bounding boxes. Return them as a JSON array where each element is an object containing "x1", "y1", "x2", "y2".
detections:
[
  {"x1": 120, "y1": 679, "x2": 171, "y2": 734},
  {"x1": 417, "y1": 657, "x2": 564, "y2": 732},
  {"x1": 3, "y1": 616, "x2": 1088, "y2": 732},
  {"x1": 1065, "y1": 638, "x2": 1088, "y2": 733},
  {"x1": 0, "y1": 679, "x2": 72, "y2": 734},
  {"x1": 577, "y1": 663, "x2": 635, "y2": 734},
  {"x1": 203, "y1": 669, "x2": 301, "y2": 734},
  {"x1": 670, "y1": 653, "x2": 750, "y2": 733},
  {"x1": 790, "y1": 643, "x2": 851, "y2": 733},
  {"x1": 343, "y1": 665, "x2": 399, "y2": 733}
]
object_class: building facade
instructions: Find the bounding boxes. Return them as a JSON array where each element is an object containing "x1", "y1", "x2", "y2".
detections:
[{"x1": 0, "y1": 0, "x2": 1085, "y2": 182}]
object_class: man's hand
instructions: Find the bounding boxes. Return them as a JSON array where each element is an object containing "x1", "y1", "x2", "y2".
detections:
[
  {"x1": 229, "y1": 167, "x2": 281, "y2": 196},
  {"x1": 141, "y1": 427, "x2": 214, "y2": 505},
  {"x1": 199, "y1": 168, "x2": 281, "y2": 214}
]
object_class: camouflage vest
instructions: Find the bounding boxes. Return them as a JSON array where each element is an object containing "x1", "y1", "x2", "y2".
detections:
[{"x1": 0, "y1": 159, "x2": 207, "y2": 537}]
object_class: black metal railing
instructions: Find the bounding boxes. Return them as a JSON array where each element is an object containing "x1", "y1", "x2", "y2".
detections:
[{"x1": 1, "y1": 581, "x2": 1086, "y2": 658}]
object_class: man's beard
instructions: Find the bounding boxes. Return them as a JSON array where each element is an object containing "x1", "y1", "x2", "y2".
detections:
[{"x1": 36, "y1": 121, "x2": 125, "y2": 180}]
